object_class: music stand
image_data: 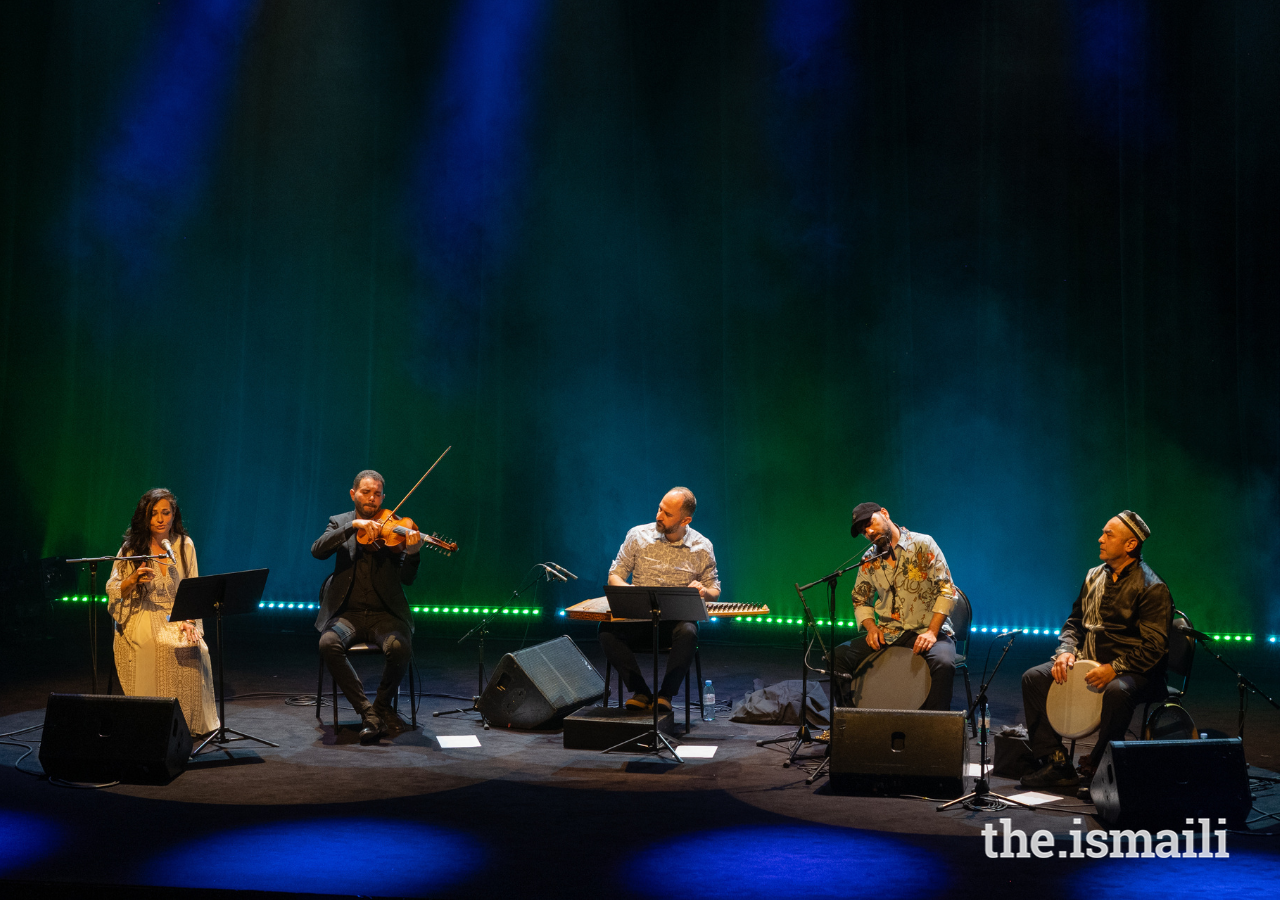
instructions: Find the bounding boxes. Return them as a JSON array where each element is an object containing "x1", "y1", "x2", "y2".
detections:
[
  {"x1": 169, "y1": 568, "x2": 276, "y2": 756},
  {"x1": 600, "y1": 585, "x2": 709, "y2": 762}
]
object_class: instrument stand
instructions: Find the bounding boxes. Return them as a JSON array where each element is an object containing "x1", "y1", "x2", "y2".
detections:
[
  {"x1": 599, "y1": 586, "x2": 709, "y2": 763},
  {"x1": 434, "y1": 565, "x2": 554, "y2": 728},
  {"x1": 167, "y1": 569, "x2": 276, "y2": 757},
  {"x1": 67, "y1": 554, "x2": 165, "y2": 694},
  {"x1": 1195, "y1": 635, "x2": 1280, "y2": 740},
  {"x1": 938, "y1": 632, "x2": 1036, "y2": 812}
]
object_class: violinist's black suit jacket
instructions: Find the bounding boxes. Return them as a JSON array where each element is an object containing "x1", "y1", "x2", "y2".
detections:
[{"x1": 312, "y1": 510, "x2": 420, "y2": 633}]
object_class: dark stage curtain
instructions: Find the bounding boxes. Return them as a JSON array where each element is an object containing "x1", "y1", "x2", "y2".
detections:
[{"x1": 1, "y1": 1, "x2": 1277, "y2": 635}]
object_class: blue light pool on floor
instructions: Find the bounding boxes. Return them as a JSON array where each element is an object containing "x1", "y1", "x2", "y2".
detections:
[
  {"x1": 1074, "y1": 848, "x2": 1278, "y2": 897},
  {"x1": 619, "y1": 823, "x2": 943, "y2": 899},
  {"x1": 0, "y1": 810, "x2": 62, "y2": 875},
  {"x1": 141, "y1": 818, "x2": 484, "y2": 895}
]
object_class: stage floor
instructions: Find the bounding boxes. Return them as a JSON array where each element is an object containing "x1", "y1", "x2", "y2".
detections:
[{"x1": 2, "y1": 625, "x2": 1279, "y2": 898}]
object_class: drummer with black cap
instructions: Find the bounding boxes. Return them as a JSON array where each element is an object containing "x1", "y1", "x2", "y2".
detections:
[
  {"x1": 830, "y1": 503, "x2": 958, "y2": 711},
  {"x1": 1019, "y1": 510, "x2": 1172, "y2": 791}
]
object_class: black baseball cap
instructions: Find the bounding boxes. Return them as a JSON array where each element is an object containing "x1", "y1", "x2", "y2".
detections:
[{"x1": 850, "y1": 502, "x2": 884, "y2": 538}]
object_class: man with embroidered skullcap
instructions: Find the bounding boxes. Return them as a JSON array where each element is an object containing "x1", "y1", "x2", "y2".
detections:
[{"x1": 1019, "y1": 511, "x2": 1172, "y2": 791}]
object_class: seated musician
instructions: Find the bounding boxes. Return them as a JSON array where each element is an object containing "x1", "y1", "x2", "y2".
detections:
[
  {"x1": 599, "y1": 487, "x2": 720, "y2": 713},
  {"x1": 1020, "y1": 511, "x2": 1171, "y2": 791},
  {"x1": 832, "y1": 503, "x2": 957, "y2": 711},
  {"x1": 313, "y1": 470, "x2": 423, "y2": 745}
]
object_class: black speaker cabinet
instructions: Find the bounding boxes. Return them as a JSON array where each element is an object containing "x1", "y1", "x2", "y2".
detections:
[
  {"x1": 477, "y1": 636, "x2": 605, "y2": 729},
  {"x1": 563, "y1": 706, "x2": 677, "y2": 750},
  {"x1": 1091, "y1": 738, "x2": 1251, "y2": 829},
  {"x1": 39, "y1": 693, "x2": 192, "y2": 785},
  {"x1": 829, "y1": 708, "x2": 966, "y2": 796}
]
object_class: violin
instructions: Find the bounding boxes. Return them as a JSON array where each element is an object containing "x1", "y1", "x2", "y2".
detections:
[
  {"x1": 355, "y1": 446, "x2": 458, "y2": 556},
  {"x1": 358, "y1": 509, "x2": 458, "y2": 556}
]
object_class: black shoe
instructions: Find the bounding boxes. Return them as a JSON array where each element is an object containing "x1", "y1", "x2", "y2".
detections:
[
  {"x1": 1018, "y1": 749, "x2": 1079, "y2": 790},
  {"x1": 1076, "y1": 758, "x2": 1097, "y2": 788},
  {"x1": 358, "y1": 712, "x2": 385, "y2": 745},
  {"x1": 373, "y1": 702, "x2": 412, "y2": 737}
]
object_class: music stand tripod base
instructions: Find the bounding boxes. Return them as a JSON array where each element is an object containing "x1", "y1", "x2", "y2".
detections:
[
  {"x1": 170, "y1": 569, "x2": 279, "y2": 757},
  {"x1": 597, "y1": 585, "x2": 711, "y2": 764}
]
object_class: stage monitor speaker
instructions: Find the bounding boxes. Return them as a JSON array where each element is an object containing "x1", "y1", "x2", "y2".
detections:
[
  {"x1": 1091, "y1": 738, "x2": 1251, "y2": 829},
  {"x1": 829, "y1": 708, "x2": 966, "y2": 796},
  {"x1": 477, "y1": 636, "x2": 605, "y2": 729},
  {"x1": 39, "y1": 693, "x2": 192, "y2": 785}
]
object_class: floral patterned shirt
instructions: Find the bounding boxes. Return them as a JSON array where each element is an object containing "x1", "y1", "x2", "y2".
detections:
[{"x1": 850, "y1": 527, "x2": 955, "y2": 639}]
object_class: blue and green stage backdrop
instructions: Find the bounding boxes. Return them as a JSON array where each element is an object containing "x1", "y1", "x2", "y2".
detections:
[{"x1": 3, "y1": 1, "x2": 1277, "y2": 637}]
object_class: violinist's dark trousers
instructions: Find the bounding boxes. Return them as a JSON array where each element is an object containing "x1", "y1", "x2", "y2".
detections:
[
  {"x1": 597, "y1": 620, "x2": 698, "y2": 700},
  {"x1": 1022, "y1": 662, "x2": 1164, "y2": 765},
  {"x1": 832, "y1": 631, "x2": 956, "y2": 711},
  {"x1": 319, "y1": 610, "x2": 412, "y2": 715}
]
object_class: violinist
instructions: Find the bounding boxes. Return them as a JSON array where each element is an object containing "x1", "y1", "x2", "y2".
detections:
[{"x1": 313, "y1": 470, "x2": 424, "y2": 744}]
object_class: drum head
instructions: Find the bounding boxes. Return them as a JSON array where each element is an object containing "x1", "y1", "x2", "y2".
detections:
[
  {"x1": 848, "y1": 645, "x2": 932, "y2": 710},
  {"x1": 1046, "y1": 659, "x2": 1103, "y2": 740},
  {"x1": 1144, "y1": 702, "x2": 1196, "y2": 741}
]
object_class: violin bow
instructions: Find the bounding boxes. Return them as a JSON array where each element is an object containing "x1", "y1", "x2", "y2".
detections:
[{"x1": 387, "y1": 445, "x2": 452, "y2": 517}]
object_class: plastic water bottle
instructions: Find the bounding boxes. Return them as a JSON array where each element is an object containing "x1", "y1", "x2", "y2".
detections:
[{"x1": 702, "y1": 680, "x2": 715, "y2": 722}]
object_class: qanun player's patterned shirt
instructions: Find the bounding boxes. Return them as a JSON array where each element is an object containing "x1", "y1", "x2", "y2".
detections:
[{"x1": 609, "y1": 523, "x2": 720, "y2": 591}]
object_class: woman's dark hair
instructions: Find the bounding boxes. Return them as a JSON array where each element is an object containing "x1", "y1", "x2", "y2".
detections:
[{"x1": 122, "y1": 488, "x2": 191, "y2": 572}]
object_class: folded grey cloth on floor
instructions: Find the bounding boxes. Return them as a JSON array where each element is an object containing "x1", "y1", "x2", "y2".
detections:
[{"x1": 731, "y1": 680, "x2": 830, "y2": 727}]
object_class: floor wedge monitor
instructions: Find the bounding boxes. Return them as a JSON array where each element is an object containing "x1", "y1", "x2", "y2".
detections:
[
  {"x1": 1091, "y1": 738, "x2": 1251, "y2": 829},
  {"x1": 39, "y1": 693, "x2": 192, "y2": 785},
  {"x1": 829, "y1": 707, "x2": 966, "y2": 796},
  {"x1": 477, "y1": 636, "x2": 605, "y2": 729}
]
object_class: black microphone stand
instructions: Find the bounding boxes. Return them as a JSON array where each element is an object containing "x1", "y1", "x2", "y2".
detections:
[
  {"x1": 67, "y1": 553, "x2": 166, "y2": 694},
  {"x1": 760, "y1": 546, "x2": 892, "y2": 784},
  {"x1": 756, "y1": 556, "x2": 876, "y2": 767},
  {"x1": 1190, "y1": 631, "x2": 1280, "y2": 739},
  {"x1": 938, "y1": 631, "x2": 1037, "y2": 812},
  {"x1": 433, "y1": 564, "x2": 556, "y2": 728}
]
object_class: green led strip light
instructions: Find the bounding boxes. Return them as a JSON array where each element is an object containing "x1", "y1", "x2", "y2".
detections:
[
  {"x1": 52, "y1": 599, "x2": 1269, "y2": 642},
  {"x1": 254, "y1": 601, "x2": 541, "y2": 615},
  {"x1": 54, "y1": 597, "x2": 541, "y2": 615}
]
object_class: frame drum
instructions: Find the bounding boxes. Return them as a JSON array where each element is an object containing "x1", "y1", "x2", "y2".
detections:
[
  {"x1": 848, "y1": 645, "x2": 932, "y2": 710},
  {"x1": 1046, "y1": 659, "x2": 1104, "y2": 739}
]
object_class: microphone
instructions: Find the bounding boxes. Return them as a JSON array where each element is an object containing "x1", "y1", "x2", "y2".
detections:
[
  {"x1": 160, "y1": 539, "x2": 177, "y2": 564},
  {"x1": 995, "y1": 629, "x2": 1022, "y2": 639},
  {"x1": 549, "y1": 562, "x2": 578, "y2": 580},
  {"x1": 539, "y1": 564, "x2": 567, "y2": 583},
  {"x1": 872, "y1": 535, "x2": 896, "y2": 563}
]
